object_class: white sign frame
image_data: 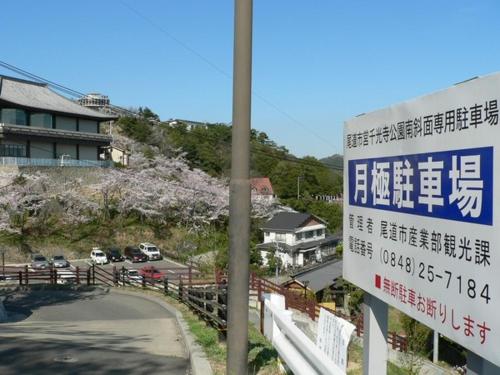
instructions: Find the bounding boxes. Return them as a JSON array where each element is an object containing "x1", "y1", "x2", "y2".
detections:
[{"x1": 343, "y1": 73, "x2": 500, "y2": 366}]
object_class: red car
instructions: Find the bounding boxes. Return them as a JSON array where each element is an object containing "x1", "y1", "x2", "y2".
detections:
[{"x1": 139, "y1": 265, "x2": 165, "y2": 280}]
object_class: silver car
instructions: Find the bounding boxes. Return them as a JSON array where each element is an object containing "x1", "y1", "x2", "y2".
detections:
[
  {"x1": 31, "y1": 254, "x2": 49, "y2": 270},
  {"x1": 51, "y1": 255, "x2": 69, "y2": 268}
]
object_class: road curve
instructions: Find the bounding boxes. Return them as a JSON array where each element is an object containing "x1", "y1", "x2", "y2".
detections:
[{"x1": 0, "y1": 287, "x2": 189, "y2": 375}]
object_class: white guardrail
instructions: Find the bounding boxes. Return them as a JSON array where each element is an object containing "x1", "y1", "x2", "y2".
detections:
[{"x1": 263, "y1": 294, "x2": 345, "y2": 375}]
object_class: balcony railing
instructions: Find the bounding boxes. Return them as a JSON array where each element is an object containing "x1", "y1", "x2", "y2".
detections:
[
  {"x1": 0, "y1": 123, "x2": 112, "y2": 143},
  {"x1": 0, "y1": 157, "x2": 112, "y2": 168}
]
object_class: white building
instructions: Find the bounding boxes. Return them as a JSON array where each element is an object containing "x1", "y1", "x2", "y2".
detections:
[
  {"x1": 257, "y1": 212, "x2": 339, "y2": 268},
  {"x1": 104, "y1": 145, "x2": 130, "y2": 166},
  {"x1": 0, "y1": 75, "x2": 115, "y2": 167}
]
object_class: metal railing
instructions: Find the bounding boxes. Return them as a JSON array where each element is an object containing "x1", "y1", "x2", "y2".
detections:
[
  {"x1": 264, "y1": 297, "x2": 345, "y2": 375},
  {"x1": 0, "y1": 157, "x2": 112, "y2": 168}
]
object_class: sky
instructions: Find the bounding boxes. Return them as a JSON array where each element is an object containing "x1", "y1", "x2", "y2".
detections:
[{"x1": 2, "y1": 0, "x2": 500, "y2": 159}]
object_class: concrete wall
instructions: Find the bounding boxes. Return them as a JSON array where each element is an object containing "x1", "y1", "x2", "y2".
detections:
[{"x1": 17, "y1": 166, "x2": 103, "y2": 184}]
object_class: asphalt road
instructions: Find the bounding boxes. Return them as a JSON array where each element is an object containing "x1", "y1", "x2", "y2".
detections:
[
  {"x1": 69, "y1": 257, "x2": 186, "y2": 272},
  {"x1": 0, "y1": 288, "x2": 189, "y2": 375}
]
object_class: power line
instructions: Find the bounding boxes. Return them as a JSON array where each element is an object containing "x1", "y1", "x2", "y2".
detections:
[
  {"x1": 118, "y1": 0, "x2": 340, "y2": 154},
  {"x1": 250, "y1": 145, "x2": 343, "y2": 172},
  {"x1": 0, "y1": 61, "x2": 343, "y2": 171},
  {"x1": 0, "y1": 60, "x2": 139, "y2": 118}
]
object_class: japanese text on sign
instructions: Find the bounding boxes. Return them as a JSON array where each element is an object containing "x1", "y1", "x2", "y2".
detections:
[{"x1": 348, "y1": 147, "x2": 493, "y2": 225}]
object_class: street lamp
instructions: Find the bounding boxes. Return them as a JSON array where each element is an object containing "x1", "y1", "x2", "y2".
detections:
[{"x1": 60, "y1": 154, "x2": 71, "y2": 167}]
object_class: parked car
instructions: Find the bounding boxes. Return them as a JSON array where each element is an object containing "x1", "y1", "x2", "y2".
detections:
[
  {"x1": 124, "y1": 246, "x2": 147, "y2": 263},
  {"x1": 56, "y1": 269, "x2": 76, "y2": 284},
  {"x1": 50, "y1": 255, "x2": 70, "y2": 268},
  {"x1": 139, "y1": 243, "x2": 162, "y2": 261},
  {"x1": 139, "y1": 265, "x2": 165, "y2": 280},
  {"x1": 90, "y1": 248, "x2": 108, "y2": 265},
  {"x1": 106, "y1": 247, "x2": 124, "y2": 262},
  {"x1": 123, "y1": 269, "x2": 142, "y2": 283},
  {"x1": 31, "y1": 254, "x2": 50, "y2": 270}
]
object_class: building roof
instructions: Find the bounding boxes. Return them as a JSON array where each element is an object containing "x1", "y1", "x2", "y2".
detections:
[
  {"x1": 251, "y1": 177, "x2": 274, "y2": 195},
  {"x1": 0, "y1": 75, "x2": 116, "y2": 121},
  {"x1": 292, "y1": 259, "x2": 343, "y2": 293},
  {"x1": 261, "y1": 212, "x2": 326, "y2": 232}
]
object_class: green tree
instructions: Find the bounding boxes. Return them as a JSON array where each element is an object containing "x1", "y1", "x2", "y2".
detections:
[
  {"x1": 139, "y1": 106, "x2": 160, "y2": 121},
  {"x1": 399, "y1": 314, "x2": 431, "y2": 375},
  {"x1": 265, "y1": 251, "x2": 282, "y2": 276},
  {"x1": 117, "y1": 116, "x2": 152, "y2": 143}
]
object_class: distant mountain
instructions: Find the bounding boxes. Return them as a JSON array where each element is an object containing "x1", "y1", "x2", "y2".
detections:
[{"x1": 320, "y1": 154, "x2": 343, "y2": 170}]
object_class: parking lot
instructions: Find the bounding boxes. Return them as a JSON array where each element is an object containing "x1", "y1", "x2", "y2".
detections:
[
  {"x1": 0, "y1": 254, "x2": 191, "y2": 286},
  {"x1": 69, "y1": 257, "x2": 187, "y2": 273}
]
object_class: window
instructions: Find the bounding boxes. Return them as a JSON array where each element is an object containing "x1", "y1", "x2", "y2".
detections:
[
  {"x1": 264, "y1": 232, "x2": 270, "y2": 237},
  {"x1": 0, "y1": 144, "x2": 26, "y2": 157},
  {"x1": 316, "y1": 229, "x2": 323, "y2": 237},
  {"x1": 56, "y1": 116, "x2": 77, "y2": 131},
  {"x1": 295, "y1": 232, "x2": 303, "y2": 241},
  {"x1": 275, "y1": 233, "x2": 285, "y2": 242},
  {"x1": 30, "y1": 113, "x2": 53, "y2": 129},
  {"x1": 79, "y1": 119, "x2": 98, "y2": 133},
  {"x1": 305, "y1": 231, "x2": 314, "y2": 239},
  {"x1": 1, "y1": 108, "x2": 27, "y2": 125}
]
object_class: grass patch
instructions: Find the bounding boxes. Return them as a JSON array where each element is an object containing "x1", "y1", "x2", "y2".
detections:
[
  {"x1": 388, "y1": 306, "x2": 404, "y2": 334},
  {"x1": 124, "y1": 286, "x2": 280, "y2": 375},
  {"x1": 348, "y1": 343, "x2": 408, "y2": 375}
]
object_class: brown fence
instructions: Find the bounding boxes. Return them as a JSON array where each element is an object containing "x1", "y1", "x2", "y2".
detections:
[
  {"x1": 1, "y1": 265, "x2": 89, "y2": 286},
  {"x1": 249, "y1": 271, "x2": 408, "y2": 352},
  {"x1": 1, "y1": 263, "x2": 406, "y2": 351}
]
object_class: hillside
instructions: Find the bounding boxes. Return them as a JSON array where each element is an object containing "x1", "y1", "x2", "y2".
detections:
[
  {"x1": 116, "y1": 116, "x2": 343, "y2": 199},
  {"x1": 0, "y1": 133, "x2": 273, "y2": 264},
  {"x1": 320, "y1": 154, "x2": 343, "y2": 170},
  {"x1": 0, "y1": 114, "x2": 344, "y2": 270}
]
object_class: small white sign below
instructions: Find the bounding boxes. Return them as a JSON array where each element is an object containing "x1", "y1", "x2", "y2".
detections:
[{"x1": 316, "y1": 307, "x2": 355, "y2": 373}]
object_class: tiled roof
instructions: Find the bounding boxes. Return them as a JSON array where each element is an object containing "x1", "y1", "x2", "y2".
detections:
[
  {"x1": 293, "y1": 259, "x2": 343, "y2": 292},
  {"x1": 261, "y1": 212, "x2": 326, "y2": 232},
  {"x1": 251, "y1": 177, "x2": 274, "y2": 195},
  {"x1": 0, "y1": 75, "x2": 116, "y2": 121}
]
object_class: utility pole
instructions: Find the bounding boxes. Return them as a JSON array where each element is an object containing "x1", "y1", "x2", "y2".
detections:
[
  {"x1": 297, "y1": 176, "x2": 300, "y2": 199},
  {"x1": 226, "y1": 0, "x2": 253, "y2": 374}
]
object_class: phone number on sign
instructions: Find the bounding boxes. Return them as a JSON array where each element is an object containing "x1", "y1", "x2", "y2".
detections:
[{"x1": 379, "y1": 248, "x2": 491, "y2": 304}]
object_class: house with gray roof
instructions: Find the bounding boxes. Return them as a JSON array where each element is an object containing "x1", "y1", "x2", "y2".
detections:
[
  {"x1": 0, "y1": 75, "x2": 116, "y2": 167},
  {"x1": 257, "y1": 211, "x2": 340, "y2": 268}
]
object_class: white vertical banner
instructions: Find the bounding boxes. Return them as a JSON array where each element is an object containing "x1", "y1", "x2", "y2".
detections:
[{"x1": 316, "y1": 308, "x2": 355, "y2": 373}]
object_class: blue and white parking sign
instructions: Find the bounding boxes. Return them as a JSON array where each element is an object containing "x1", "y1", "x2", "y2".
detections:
[
  {"x1": 348, "y1": 147, "x2": 493, "y2": 225},
  {"x1": 343, "y1": 72, "x2": 500, "y2": 366}
]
